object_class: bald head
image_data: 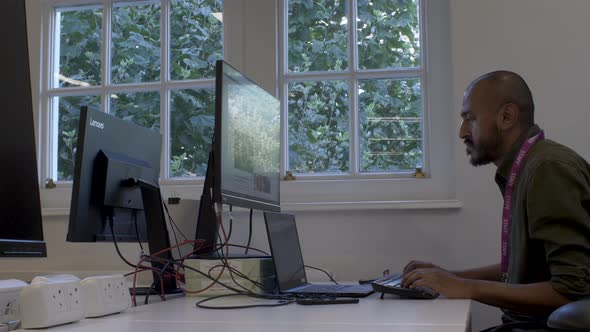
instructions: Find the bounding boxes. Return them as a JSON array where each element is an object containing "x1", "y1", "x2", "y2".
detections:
[{"x1": 466, "y1": 71, "x2": 535, "y2": 126}]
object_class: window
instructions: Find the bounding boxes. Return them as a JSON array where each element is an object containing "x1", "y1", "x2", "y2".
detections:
[
  {"x1": 283, "y1": 0, "x2": 423, "y2": 176},
  {"x1": 42, "y1": 0, "x2": 223, "y2": 182},
  {"x1": 37, "y1": 0, "x2": 455, "y2": 209}
]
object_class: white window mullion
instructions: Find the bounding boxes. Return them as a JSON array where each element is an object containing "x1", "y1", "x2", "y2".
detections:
[
  {"x1": 160, "y1": 0, "x2": 170, "y2": 179},
  {"x1": 349, "y1": 0, "x2": 358, "y2": 175},
  {"x1": 48, "y1": 6, "x2": 62, "y2": 181},
  {"x1": 102, "y1": 0, "x2": 111, "y2": 114},
  {"x1": 279, "y1": 0, "x2": 289, "y2": 175},
  {"x1": 419, "y1": 0, "x2": 429, "y2": 174}
]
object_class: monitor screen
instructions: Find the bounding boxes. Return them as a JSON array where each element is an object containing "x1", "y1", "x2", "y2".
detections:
[
  {"x1": 193, "y1": 60, "x2": 281, "y2": 256},
  {"x1": 215, "y1": 60, "x2": 281, "y2": 211},
  {"x1": 0, "y1": 0, "x2": 46, "y2": 257},
  {"x1": 67, "y1": 107, "x2": 161, "y2": 243}
]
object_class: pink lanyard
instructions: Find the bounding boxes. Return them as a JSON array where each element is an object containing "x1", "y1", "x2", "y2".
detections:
[{"x1": 501, "y1": 131, "x2": 545, "y2": 280}]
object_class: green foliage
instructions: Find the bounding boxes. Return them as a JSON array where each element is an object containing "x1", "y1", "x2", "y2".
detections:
[
  {"x1": 58, "y1": 8, "x2": 102, "y2": 87},
  {"x1": 288, "y1": 0, "x2": 348, "y2": 72},
  {"x1": 287, "y1": 0, "x2": 423, "y2": 173},
  {"x1": 359, "y1": 78, "x2": 422, "y2": 172},
  {"x1": 56, "y1": 1, "x2": 222, "y2": 180},
  {"x1": 170, "y1": 0, "x2": 223, "y2": 80},
  {"x1": 57, "y1": 95, "x2": 101, "y2": 180},
  {"x1": 55, "y1": 0, "x2": 423, "y2": 180},
  {"x1": 170, "y1": 89, "x2": 216, "y2": 177},
  {"x1": 357, "y1": 0, "x2": 420, "y2": 69},
  {"x1": 288, "y1": 80, "x2": 349, "y2": 173},
  {"x1": 110, "y1": 92, "x2": 160, "y2": 130},
  {"x1": 111, "y1": 3, "x2": 161, "y2": 83}
]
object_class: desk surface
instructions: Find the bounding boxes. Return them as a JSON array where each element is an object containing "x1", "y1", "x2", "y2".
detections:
[{"x1": 20, "y1": 294, "x2": 472, "y2": 332}]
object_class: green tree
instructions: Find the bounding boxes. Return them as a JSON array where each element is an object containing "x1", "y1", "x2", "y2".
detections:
[
  {"x1": 56, "y1": 1, "x2": 222, "y2": 180},
  {"x1": 287, "y1": 0, "x2": 422, "y2": 173}
]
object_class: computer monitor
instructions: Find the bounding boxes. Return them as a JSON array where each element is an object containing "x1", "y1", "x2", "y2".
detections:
[
  {"x1": 67, "y1": 107, "x2": 178, "y2": 293},
  {"x1": 0, "y1": 0, "x2": 47, "y2": 257},
  {"x1": 194, "y1": 60, "x2": 281, "y2": 255}
]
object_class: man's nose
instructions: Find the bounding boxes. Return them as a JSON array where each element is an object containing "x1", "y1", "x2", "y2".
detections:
[{"x1": 458, "y1": 119, "x2": 468, "y2": 140}]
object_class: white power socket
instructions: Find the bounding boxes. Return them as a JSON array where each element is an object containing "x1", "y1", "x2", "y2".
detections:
[
  {"x1": 81, "y1": 274, "x2": 130, "y2": 318},
  {"x1": 0, "y1": 279, "x2": 27, "y2": 325},
  {"x1": 19, "y1": 274, "x2": 84, "y2": 329}
]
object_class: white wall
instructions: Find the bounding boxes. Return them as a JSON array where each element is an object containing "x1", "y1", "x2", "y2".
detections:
[{"x1": 10, "y1": 0, "x2": 590, "y2": 330}]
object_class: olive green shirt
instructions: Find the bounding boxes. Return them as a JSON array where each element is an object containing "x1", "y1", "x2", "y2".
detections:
[{"x1": 495, "y1": 125, "x2": 590, "y2": 322}]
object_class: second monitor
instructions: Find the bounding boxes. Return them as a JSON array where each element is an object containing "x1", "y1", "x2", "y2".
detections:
[{"x1": 194, "y1": 60, "x2": 281, "y2": 255}]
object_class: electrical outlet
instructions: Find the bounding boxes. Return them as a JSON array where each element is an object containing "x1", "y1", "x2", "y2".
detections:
[
  {"x1": 20, "y1": 275, "x2": 84, "y2": 329},
  {"x1": 81, "y1": 274, "x2": 130, "y2": 318},
  {"x1": 0, "y1": 279, "x2": 27, "y2": 324}
]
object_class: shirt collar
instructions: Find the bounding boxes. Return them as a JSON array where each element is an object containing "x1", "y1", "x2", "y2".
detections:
[{"x1": 494, "y1": 124, "x2": 542, "y2": 193}]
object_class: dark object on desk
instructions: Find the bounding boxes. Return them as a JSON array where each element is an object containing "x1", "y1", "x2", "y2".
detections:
[
  {"x1": 547, "y1": 298, "x2": 590, "y2": 331},
  {"x1": 296, "y1": 297, "x2": 359, "y2": 305},
  {"x1": 372, "y1": 274, "x2": 438, "y2": 299},
  {"x1": 264, "y1": 212, "x2": 374, "y2": 298},
  {"x1": 67, "y1": 107, "x2": 180, "y2": 295},
  {"x1": 0, "y1": 0, "x2": 46, "y2": 258},
  {"x1": 358, "y1": 278, "x2": 380, "y2": 285}
]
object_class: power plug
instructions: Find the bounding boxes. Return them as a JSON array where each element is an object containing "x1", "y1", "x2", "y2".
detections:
[
  {"x1": 0, "y1": 279, "x2": 27, "y2": 325},
  {"x1": 19, "y1": 274, "x2": 84, "y2": 329},
  {"x1": 81, "y1": 274, "x2": 130, "y2": 318}
]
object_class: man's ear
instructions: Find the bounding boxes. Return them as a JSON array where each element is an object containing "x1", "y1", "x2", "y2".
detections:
[{"x1": 496, "y1": 102, "x2": 519, "y2": 131}]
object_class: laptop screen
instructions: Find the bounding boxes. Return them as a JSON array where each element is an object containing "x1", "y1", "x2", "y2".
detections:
[{"x1": 264, "y1": 212, "x2": 307, "y2": 291}]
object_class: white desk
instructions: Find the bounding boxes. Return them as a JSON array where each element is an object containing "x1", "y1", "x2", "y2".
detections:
[{"x1": 19, "y1": 294, "x2": 472, "y2": 332}]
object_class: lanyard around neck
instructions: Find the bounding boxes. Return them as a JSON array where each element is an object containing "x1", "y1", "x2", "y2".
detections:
[{"x1": 501, "y1": 131, "x2": 545, "y2": 279}]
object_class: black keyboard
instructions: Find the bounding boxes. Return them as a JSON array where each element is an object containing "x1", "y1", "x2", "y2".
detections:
[{"x1": 371, "y1": 273, "x2": 438, "y2": 299}]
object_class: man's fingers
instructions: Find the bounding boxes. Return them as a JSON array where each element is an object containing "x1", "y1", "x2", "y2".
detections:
[
  {"x1": 401, "y1": 269, "x2": 422, "y2": 288},
  {"x1": 403, "y1": 261, "x2": 431, "y2": 274},
  {"x1": 403, "y1": 261, "x2": 418, "y2": 274}
]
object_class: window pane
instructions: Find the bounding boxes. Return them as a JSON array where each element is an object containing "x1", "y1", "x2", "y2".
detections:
[
  {"x1": 170, "y1": 89, "x2": 215, "y2": 177},
  {"x1": 359, "y1": 78, "x2": 422, "y2": 172},
  {"x1": 56, "y1": 7, "x2": 102, "y2": 88},
  {"x1": 287, "y1": 0, "x2": 348, "y2": 72},
  {"x1": 56, "y1": 96, "x2": 101, "y2": 181},
  {"x1": 111, "y1": 2, "x2": 161, "y2": 84},
  {"x1": 288, "y1": 80, "x2": 349, "y2": 173},
  {"x1": 110, "y1": 91, "x2": 160, "y2": 130},
  {"x1": 357, "y1": 0, "x2": 420, "y2": 69},
  {"x1": 170, "y1": 0, "x2": 223, "y2": 80}
]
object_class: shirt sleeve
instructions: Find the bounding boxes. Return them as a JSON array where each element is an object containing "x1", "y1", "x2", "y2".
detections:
[{"x1": 526, "y1": 160, "x2": 590, "y2": 300}]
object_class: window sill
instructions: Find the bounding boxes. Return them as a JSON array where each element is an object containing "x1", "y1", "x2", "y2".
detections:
[
  {"x1": 280, "y1": 199, "x2": 462, "y2": 211},
  {"x1": 40, "y1": 175, "x2": 461, "y2": 216},
  {"x1": 42, "y1": 199, "x2": 461, "y2": 217}
]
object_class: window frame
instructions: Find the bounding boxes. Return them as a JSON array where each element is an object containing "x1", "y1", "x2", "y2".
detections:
[
  {"x1": 280, "y1": 0, "x2": 428, "y2": 179},
  {"x1": 39, "y1": 0, "x2": 219, "y2": 188},
  {"x1": 277, "y1": 0, "x2": 457, "y2": 207},
  {"x1": 35, "y1": 0, "x2": 457, "y2": 212}
]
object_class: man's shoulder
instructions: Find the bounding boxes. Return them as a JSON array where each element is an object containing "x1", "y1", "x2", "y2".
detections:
[
  {"x1": 529, "y1": 139, "x2": 588, "y2": 166},
  {"x1": 527, "y1": 139, "x2": 589, "y2": 171}
]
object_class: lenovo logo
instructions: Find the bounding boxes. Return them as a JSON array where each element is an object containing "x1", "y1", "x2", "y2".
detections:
[{"x1": 89, "y1": 118, "x2": 104, "y2": 130}]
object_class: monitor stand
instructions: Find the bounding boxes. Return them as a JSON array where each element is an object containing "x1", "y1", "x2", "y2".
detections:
[{"x1": 134, "y1": 179, "x2": 183, "y2": 295}]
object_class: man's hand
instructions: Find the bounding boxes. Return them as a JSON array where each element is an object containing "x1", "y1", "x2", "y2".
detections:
[
  {"x1": 402, "y1": 260, "x2": 441, "y2": 274},
  {"x1": 401, "y1": 267, "x2": 474, "y2": 299}
]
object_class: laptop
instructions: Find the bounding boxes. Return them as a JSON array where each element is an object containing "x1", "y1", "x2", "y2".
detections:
[{"x1": 264, "y1": 212, "x2": 374, "y2": 298}]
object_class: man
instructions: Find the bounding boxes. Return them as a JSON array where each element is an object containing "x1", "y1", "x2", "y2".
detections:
[{"x1": 402, "y1": 71, "x2": 590, "y2": 330}]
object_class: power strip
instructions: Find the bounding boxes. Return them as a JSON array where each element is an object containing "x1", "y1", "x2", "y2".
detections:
[
  {"x1": 19, "y1": 274, "x2": 84, "y2": 329},
  {"x1": 0, "y1": 279, "x2": 27, "y2": 326},
  {"x1": 81, "y1": 274, "x2": 130, "y2": 318}
]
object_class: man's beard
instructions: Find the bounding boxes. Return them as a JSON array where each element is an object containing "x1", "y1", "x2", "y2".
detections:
[{"x1": 465, "y1": 128, "x2": 501, "y2": 166}]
